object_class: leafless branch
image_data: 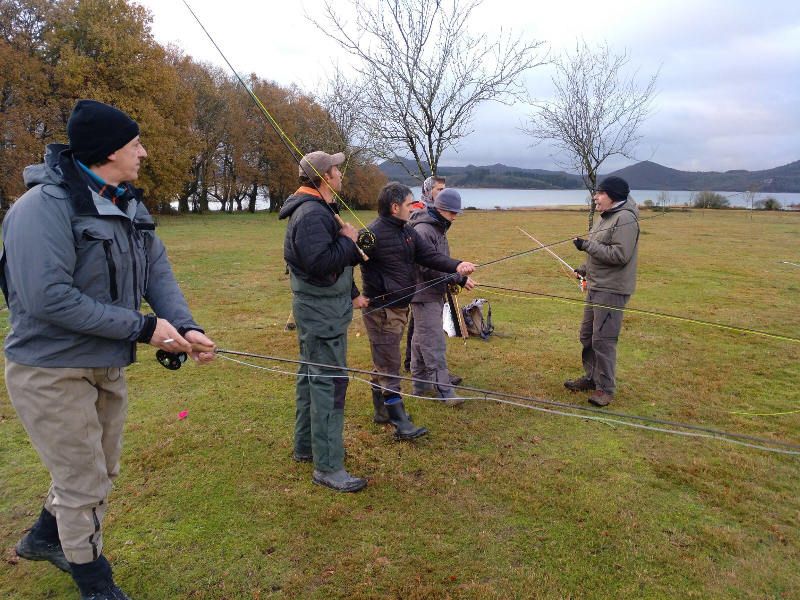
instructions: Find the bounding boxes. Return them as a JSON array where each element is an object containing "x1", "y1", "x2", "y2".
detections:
[
  {"x1": 525, "y1": 40, "x2": 658, "y2": 229},
  {"x1": 310, "y1": 0, "x2": 546, "y2": 180}
]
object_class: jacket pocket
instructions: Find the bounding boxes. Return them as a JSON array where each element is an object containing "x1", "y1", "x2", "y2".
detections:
[
  {"x1": 101, "y1": 239, "x2": 118, "y2": 301},
  {"x1": 75, "y1": 228, "x2": 118, "y2": 303}
]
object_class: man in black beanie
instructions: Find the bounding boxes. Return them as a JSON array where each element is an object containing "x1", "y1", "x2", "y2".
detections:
[
  {"x1": 2, "y1": 99, "x2": 216, "y2": 599},
  {"x1": 565, "y1": 176, "x2": 639, "y2": 407}
]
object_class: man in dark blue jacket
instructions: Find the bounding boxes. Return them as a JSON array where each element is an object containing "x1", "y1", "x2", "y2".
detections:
[
  {"x1": 3, "y1": 100, "x2": 216, "y2": 600},
  {"x1": 360, "y1": 182, "x2": 475, "y2": 438},
  {"x1": 279, "y1": 150, "x2": 367, "y2": 492}
]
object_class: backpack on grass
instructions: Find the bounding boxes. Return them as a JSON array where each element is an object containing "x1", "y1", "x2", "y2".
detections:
[{"x1": 462, "y1": 298, "x2": 493, "y2": 340}]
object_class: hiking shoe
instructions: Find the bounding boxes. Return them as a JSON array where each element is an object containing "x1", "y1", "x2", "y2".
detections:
[
  {"x1": 81, "y1": 584, "x2": 131, "y2": 600},
  {"x1": 411, "y1": 384, "x2": 434, "y2": 396},
  {"x1": 439, "y1": 390, "x2": 465, "y2": 407},
  {"x1": 588, "y1": 390, "x2": 614, "y2": 407},
  {"x1": 312, "y1": 469, "x2": 367, "y2": 493},
  {"x1": 449, "y1": 374, "x2": 463, "y2": 386},
  {"x1": 15, "y1": 532, "x2": 71, "y2": 573},
  {"x1": 293, "y1": 451, "x2": 313, "y2": 463},
  {"x1": 564, "y1": 376, "x2": 596, "y2": 392}
]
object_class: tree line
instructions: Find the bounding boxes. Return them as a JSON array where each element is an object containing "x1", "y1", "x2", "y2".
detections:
[{"x1": 0, "y1": 0, "x2": 386, "y2": 214}]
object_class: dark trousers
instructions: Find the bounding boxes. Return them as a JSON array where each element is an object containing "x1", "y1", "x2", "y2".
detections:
[
  {"x1": 362, "y1": 306, "x2": 409, "y2": 396},
  {"x1": 293, "y1": 292, "x2": 350, "y2": 473},
  {"x1": 579, "y1": 289, "x2": 629, "y2": 394}
]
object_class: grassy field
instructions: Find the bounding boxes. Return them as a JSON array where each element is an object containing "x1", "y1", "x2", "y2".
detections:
[{"x1": 1, "y1": 208, "x2": 798, "y2": 599}]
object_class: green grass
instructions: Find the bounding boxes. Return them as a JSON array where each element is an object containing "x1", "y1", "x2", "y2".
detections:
[{"x1": 1, "y1": 208, "x2": 798, "y2": 599}]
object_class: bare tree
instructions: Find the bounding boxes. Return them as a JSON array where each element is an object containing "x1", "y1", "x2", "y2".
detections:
[
  {"x1": 309, "y1": 0, "x2": 546, "y2": 180},
  {"x1": 525, "y1": 41, "x2": 658, "y2": 230},
  {"x1": 317, "y1": 66, "x2": 369, "y2": 161}
]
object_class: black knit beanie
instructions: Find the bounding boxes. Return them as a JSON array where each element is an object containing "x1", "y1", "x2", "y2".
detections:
[
  {"x1": 67, "y1": 100, "x2": 139, "y2": 166},
  {"x1": 596, "y1": 176, "x2": 630, "y2": 202}
]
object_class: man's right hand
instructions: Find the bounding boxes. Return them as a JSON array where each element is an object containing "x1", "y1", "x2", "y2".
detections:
[
  {"x1": 150, "y1": 318, "x2": 192, "y2": 354},
  {"x1": 339, "y1": 221, "x2": 359, "y2": 242},
  {"x1": 456, "y1": 261, "x2": 476, "y2": 276}
]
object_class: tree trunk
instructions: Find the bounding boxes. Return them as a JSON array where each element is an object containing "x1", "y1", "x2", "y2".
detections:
[
  {"x1": 199, "y1": 185, "x2": 209, "y2": 213},
  {"x1": 587, "y1": 171, "x2": 597, "y2": 232},
  {"x1": 248, "y1": 182, "x2": 257, "y2": 213}
]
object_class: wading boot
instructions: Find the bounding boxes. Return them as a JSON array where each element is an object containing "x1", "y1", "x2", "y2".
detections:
[
  {"x1": 564, "y1": 376, "x2": 596, "y2": 392},
  {"x1": 312, "y1": 469, "x2": 367, "y2": 493},
  {"x1": 449, "y1": 374, "x2": 463, "y2": 386},
  {"x1": 588, "y1": 390, "x2": 614, "y2": 407},
  {"x1": 372, "y1": 387, "x2": 390, "y2": 424},
  {"x1": 70, "y1": 555, "x2": 131, "y2": 600},
  {"x1": 385, "y1": 396, "x2": 428, "y2": 440},
  {"x1": 15, "y1": 507, "x2": 71, "y2": 573}
]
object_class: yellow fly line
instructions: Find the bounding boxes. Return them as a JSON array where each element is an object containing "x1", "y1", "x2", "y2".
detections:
[{"x1": 181, "y1": 0, "x2": 370, "y2": 231}]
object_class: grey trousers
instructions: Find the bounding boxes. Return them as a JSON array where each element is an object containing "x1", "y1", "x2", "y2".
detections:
[
  {"x1": 579, "y1": 289, "x2": 629, "y2": 394},
  {"x1": 410, "y1": 299, "x2": 452, "y2": 396},
  {"x1": 6, "y1": 360, "x2": 128, "y2": 564},
  {"x1": 362, "y1": 306, "x2": 409, "y2": 396}
]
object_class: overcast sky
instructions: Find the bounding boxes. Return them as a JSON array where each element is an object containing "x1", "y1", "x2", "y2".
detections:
[{"x1": 135, "y1": 0, "x2": 800, "y2": 173}]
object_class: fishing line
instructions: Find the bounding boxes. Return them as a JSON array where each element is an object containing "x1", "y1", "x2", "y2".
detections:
[
  {"x1": 478, "y1": 211, "x2": 662, "y2": 268},
  {"x1": 478, "y1": 283, "x2": 799, "y2": 344},
  {"x1": 181, "y1": 0, "x2": 375, "y2": 254},
  {"x1": 361, "y1": 212, "x2": 657, "y2": 315},
  {"x1": 213, "y1": 348, "x2": 800, "y2": 455}
]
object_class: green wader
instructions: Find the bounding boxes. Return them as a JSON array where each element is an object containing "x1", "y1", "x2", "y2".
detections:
[{"x1": 291, "y1": 268, "x2": 354, "y2": 473}]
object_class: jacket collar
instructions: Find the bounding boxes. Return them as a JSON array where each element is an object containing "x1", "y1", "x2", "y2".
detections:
[
  {"x1": 427, "y1": 206, "x2": 451, "y2": 231},
  {"x1": 58, "y1": 149, "x2": 136, "y2": 219},
  {"x1": 378, "y1": 214, "x2": 407, "y2": 229}
]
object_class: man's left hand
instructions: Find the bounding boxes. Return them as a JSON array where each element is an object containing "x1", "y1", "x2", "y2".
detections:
[
  {"x1": 573, "y1": 238, "x2": 587, "y2": 251},
  {"x1": 184, "y1": 330, "x2": 217, "y2": 364},
  {"x1": 353, "y1": 294, "x2": 369, "y2": 309},
  {"x1": 456, "y1": 261, "x2": 476, "y2": 276},
  {"x1": 463, "y1": 276, "x2": 477, "y2": 291}
]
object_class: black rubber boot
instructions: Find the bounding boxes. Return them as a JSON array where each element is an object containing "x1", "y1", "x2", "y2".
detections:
[
  {"x1": 385, "y1": 397, "x2": 428, "y2": 440},
  {"x1": 70, "y1": 555, "x2": 130, "y2": 600},
  {"x1": 372, "y1": 387, "x2": 390, "y2": 423},
  {"x1": 15, "y1": 507, "x2": 71, "y2": 573}
]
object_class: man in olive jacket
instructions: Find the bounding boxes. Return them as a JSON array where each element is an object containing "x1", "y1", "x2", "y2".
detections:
[
  {"x1": 566, "y1": 176, "x2": 639, "y2": 407},
  {"x1": 3, "y1": 100, "x2": 216, "y2": 600},
  {"x1": 360, "y1": 182, "x2": 475, "y2": 438},
  {"x1": 279, "y1": 150, "x2": 367, "y2": 493}
]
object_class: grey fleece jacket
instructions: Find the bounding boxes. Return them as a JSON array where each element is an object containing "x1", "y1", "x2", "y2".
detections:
[
  {"x1": 577, "y1": 197, "x2": 640, "y2": 296},
  {"x1": 0, "y1": 144, "x2": 200, "y2": 367},
  {"x1": 409, "y1": 208, "x2": 463, "y2": 303}
]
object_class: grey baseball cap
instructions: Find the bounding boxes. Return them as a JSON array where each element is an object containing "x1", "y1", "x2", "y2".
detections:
[
  {"x1": 434, "y1": 188, "x2": 463, "y2": 214},
  {"x1": 298, "y1": 151, "x2": 345, "y2": 178}
]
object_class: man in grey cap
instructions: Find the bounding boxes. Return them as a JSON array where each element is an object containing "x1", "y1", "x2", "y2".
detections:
[
  {"x1": 3, "y1": 99, "x2": 216, "y2": 599},
  {"x1": 279, "y1": 150, "x2": 368, "y2": 492},
  {"x1": 565, "y1": 176, "x2": 639, "y2": 407},
  {"x1": 409, "y1": 188, "x2": 476, "y2": 403}
]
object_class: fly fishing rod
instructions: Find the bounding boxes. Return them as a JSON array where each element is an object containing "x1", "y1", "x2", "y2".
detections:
[{"x1": 180, "y1": 0, "x2": 376, "y2": 261}]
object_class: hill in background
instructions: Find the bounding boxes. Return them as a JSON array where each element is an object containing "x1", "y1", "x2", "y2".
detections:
[{"x1": 379, "y1": 158, "x2": 800, "y2": 192}]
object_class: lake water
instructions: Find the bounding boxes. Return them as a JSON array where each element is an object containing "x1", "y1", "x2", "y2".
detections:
[
  {"x1": 180, "y1": 188, "x2": 800, "y2": 212},
  {"x1": 408, "y1": 187, "x2": 800, "y2": 209}
]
